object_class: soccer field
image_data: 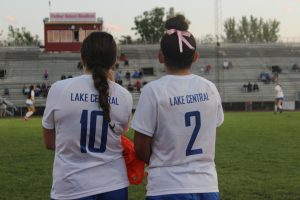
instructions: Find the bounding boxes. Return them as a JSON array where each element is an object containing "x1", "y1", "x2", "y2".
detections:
[{"x1": 0, "y1": 112, "x2": 300, "y2": 200}]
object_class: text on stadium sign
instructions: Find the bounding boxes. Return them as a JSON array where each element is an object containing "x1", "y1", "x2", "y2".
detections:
[{"x1": 50, "y1": 12, "x2": 96, "y2": 22}]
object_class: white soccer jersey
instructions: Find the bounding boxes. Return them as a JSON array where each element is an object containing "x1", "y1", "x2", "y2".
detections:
[
  {"x1": 131, "y1": 74, "x2": 224, "y2": 196},
  {"x1": 42, "y1": 74, "x2": 132, "y2": 200},
  {"x1": 275, "y1": 84, "x2": 284, "y2": 98},
  {"x1": 30, "y1": 90, "x2": 35, "y2": 101},
  {"x1": 26, "y1": 90, "x2": 35, "y2": 105}
]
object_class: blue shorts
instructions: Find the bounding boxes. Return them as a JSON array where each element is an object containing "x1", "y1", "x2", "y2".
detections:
[
  {"x1": 146, "y1": 192, "x2": 220, "y2": 200},
  {"x1": 51, "y1": 187, "x2": 128, "y2": 200}
]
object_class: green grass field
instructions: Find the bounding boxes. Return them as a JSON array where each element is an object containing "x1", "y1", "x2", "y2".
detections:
[{"x1": 1, "y1": 112, "x2": 300, "y2": 200}]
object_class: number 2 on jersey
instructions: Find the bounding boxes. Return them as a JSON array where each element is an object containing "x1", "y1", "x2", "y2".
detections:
[
  {"x1": 80, "y1": 110, "x2": 108, "y2": 153},
  {"x1": 185, "y1": 111, "x2": 203, "y2": 156}
]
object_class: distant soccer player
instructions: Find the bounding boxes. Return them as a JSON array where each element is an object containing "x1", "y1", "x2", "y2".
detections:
[
  {"x1": 42, "y1": 32, "x2": 132, "y2": 200},
  {"x1": 132, "y1": 15, "x2": 224, "y2": 200},
  {"x1": 24, "y1": 85, "x2": 35, "y2": 121},
  {"x1": 274, "y1": 82, "x2": 284, "y2": 114}
]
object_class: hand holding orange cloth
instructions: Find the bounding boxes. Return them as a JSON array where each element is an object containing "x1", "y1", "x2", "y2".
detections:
[{"x1": 121, "y1": 135, "x2": 145, "y2": 185}]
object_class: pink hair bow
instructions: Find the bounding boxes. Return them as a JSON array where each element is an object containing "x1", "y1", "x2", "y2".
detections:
[{"x1": 166, "y1": 29, "x2": 195, "y2": 53}]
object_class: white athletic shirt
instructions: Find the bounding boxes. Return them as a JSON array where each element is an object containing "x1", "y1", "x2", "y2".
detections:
[
  {"x1": 275, "y1": 84, "x2": 284, "y2": 98},
  {"x1": 30, "y1": 90, "x2": 35, "y2": 101},
  {"x1": 42, "y1": 74, "x2": 132, "y2": 200},
  {"x1": 131, "y1": 74, "x2": 224, "y2": 196},
  {"x1": 26, "y1": 90, "x2": 35, "y2": 105}
]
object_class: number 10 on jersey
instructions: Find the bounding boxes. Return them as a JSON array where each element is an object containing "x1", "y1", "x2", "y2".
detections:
[{"x1": 80, "y1": 110, "x2": 108, "y2": 153}]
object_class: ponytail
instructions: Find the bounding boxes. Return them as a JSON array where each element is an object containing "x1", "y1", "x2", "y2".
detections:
[
  {"x1": 92, "y1": 67, "x2": 111, "y2": 122},
  {"x1": 81, "y1": 32, "x2": 117, "y2": 123}
]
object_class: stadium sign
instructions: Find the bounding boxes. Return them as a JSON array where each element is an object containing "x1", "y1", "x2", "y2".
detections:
[{"x1": 50, "y1": 12, "x2": 96, "y2": 22}]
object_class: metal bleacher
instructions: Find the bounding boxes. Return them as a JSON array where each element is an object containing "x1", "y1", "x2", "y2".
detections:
[
  {"x1": 0, "y1": 43, "x2": 300, "y2": 112},
  {"x1": 0, "y1": 48, "x2": 81, "y2": 107}
]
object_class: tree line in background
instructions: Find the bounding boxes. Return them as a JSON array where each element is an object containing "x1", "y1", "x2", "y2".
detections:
[
  {"x1": 124, "y1": 7, "x2": 280, "y2": 44},
  {"x1": 0, "y1": 25, "x2": 40, "y2": 47},
  {"x1": 223, "y1": 16, "x2": 280, "y2": 43}
]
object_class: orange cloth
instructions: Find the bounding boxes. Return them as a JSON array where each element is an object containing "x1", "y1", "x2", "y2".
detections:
[{"x1": 121, "y1": 135, "x2": 145, "y2": 185}]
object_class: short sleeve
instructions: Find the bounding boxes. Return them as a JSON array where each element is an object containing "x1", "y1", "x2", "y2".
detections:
[
  {"x1": 131, "y1": 85, "x2": 157, "y2": 137},
  {"x1": 123, "y1": 91, "x2": 133, "y2": 132},
  {"x1": 42, "y1": 83, "x2": 60, "y2": 130},
  {"x1": 211, "y1": 83, "x2": 224, "y2": 127},
  {"x1": 216, "y1": 100, "x2": 224, "y2": 127}
]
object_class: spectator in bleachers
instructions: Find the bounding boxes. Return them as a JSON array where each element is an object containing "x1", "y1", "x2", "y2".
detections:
[
  {"x1": 292, "y1": 63, "x2": 299, "y2": 72},
  {"x1": 253, "y1": 82, "x2": 259, "y2": 92},
  {"x1": 47, "y1": 85, "x2": 51, "y2": 94},
  {"x1": 117, "y1": 79, "x2": 123, "y2": 86},
  {"x1": 61, "y1": 74, "x2": 66, "y2": 80},
  {"x1": 43, "y1": 70, "x2": 48, "y2": 80},
  {"x1": 134, "y1": 79, "x2": 142, "y2": 93},
  {"x1": 4, "y1": 87, "x2": 9, "y2": 96},
  {"x1": 41, "y1": 82, "x2": 47, "y2": 97},
  {"x1": 125, "y1": 71, "x2": 131, "y2": 81},
  {"x1": 223, "y1": 60, "x2": 229, "y2": 69},
  {"x1": 139, "y1": 70, "x2": 143, "y2": 79},
  {"x1": 259, "y1": 71, "x2": 271, "y2": 83},
  {"x1": 124, "y1": 60, "x2": 129, "y2": 66},
  {"x1": 205, "y1": 64, "x2": 212, "y2": 74},
  {"x1": 132, "y1": 70, "x2": 140, "y2": 79},
  {"x1": 35, "y1": 84, "x2": 41, "y2": 97},
  {"x1": 22, "y1": 84, "x2": 27, "y2": 95},
  {"x1": 120, "y1": 53, "x2": 127, "y2": 61},
  {"x1": 115, "y1": 70, "x2": 122, "y2": 82},
  {"x1": 242, "y1": 83, "x2": 248, "y2": 92},
  {"x1": 127, "y1": 82, "x2": 134, "y2": 92},
  {"x1": 120, "y1": 53, "x2": 129, "y2": 66},
  {"x1": 247, "y1": 82, "x2": 252, "y2": 92},
  {"x1": 228, "y1": 61, "x2": 233, "y2": 68},
  {"x1": 115, "y1": 71, "x2": 123, "y2": 86},
  {"x1": 23, "y1": 84, "x2": 29, "y2": 95},
  {"x1": 0, "y1": 69, "x2": 6, "y2": 78}
]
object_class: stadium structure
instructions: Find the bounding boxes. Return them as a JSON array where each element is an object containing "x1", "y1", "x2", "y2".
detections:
[
  {"x1": 0, "y1": 13, "x2": 300, "y2": 116},
  {"x1": 43, "y1": 12, "x2": 103, "y2": 52},
  {"x1": 1, "y1": 43, "x2": 300, "y2": 116}
]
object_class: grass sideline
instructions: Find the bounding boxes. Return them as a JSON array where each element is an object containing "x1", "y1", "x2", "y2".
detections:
[{"x1": 0, "y1": 112, "x2": 300, "y2": 200}]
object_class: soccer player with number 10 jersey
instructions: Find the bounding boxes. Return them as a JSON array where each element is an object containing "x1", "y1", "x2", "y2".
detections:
[{"x1": 42, "y1": 32, "x2": 132, "y2": 200}]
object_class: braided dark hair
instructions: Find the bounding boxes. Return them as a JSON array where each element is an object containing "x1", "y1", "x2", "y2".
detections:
[
  {"x1": 80, "y1": 32, "x2": 117, "y2": 122},
  {"x1": 160, "y1": 14, "x2": 196, "y2": 69}
]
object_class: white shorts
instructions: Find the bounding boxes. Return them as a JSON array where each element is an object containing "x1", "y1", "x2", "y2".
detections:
[{"x1": 26, "y1": 99, "x2": 33, "y2": 106}]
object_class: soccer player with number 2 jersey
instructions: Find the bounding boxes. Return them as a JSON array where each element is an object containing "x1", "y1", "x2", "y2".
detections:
[{"x1": 132, "y1": 15, "x2": 224, "y2": 200}]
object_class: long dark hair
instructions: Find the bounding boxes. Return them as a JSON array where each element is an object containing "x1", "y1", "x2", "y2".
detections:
[
  {"x1": 80, "y1": 32, "x2": 117, "y2": 122},
  {"x1": 160, "y1": 14, "x2": 196, "y2": 69}
]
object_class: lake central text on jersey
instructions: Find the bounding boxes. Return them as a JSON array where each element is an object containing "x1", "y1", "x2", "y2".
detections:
[
  {"x1": 70, "y1": 93, "x2": 119, "y2": 105},
  {"x1": 169, "y1": 92, "x2": 209, "y2": 106}
]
